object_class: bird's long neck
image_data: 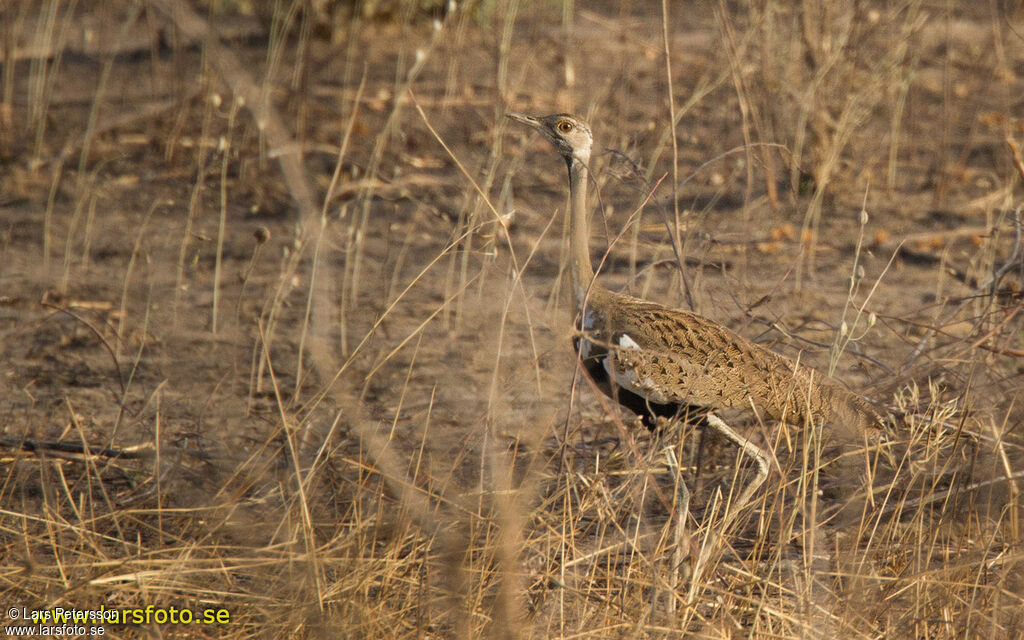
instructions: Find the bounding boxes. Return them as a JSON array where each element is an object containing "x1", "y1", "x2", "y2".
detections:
[{"x1": 567, "y1": 157, "x2": 597, "y2": 307}]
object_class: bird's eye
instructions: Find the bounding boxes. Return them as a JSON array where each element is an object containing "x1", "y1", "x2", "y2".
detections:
[{"x1": 557, "y1": 121, "x2": 573, "y2": 133}]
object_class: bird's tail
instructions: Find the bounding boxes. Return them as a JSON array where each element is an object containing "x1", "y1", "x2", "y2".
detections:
[{"x1": 827, "y1": 386, "x2": 883, "y2": 448}]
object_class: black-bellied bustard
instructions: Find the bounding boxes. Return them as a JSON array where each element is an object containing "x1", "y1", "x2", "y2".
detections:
[{"x1": 508, "y1": 112, "x2": 879, "y2": 520}]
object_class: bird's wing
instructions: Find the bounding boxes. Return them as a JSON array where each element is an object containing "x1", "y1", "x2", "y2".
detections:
[
  {"x1": 598, "y1": 302, "x2": 797, "y2": 414},
  {"x1": 585, "y1": 294, "x2": 878, "y2": 441},
  {"x1": 602, "y1": 328, "x2": 754, "y2": 410}
]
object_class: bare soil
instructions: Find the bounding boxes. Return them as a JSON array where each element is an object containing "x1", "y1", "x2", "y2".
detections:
[{"x1": 1, "y1": 1, "x2": 1023, "y2": 638}]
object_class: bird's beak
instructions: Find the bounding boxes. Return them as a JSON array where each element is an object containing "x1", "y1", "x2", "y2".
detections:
[{"x1": 507, "y1": 112, "x2": 542, "y2": 131}]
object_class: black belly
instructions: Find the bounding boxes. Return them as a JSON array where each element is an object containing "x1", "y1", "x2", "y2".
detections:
[{"x1": 574, "y1": 336, "x2": 704, "y2": 430}]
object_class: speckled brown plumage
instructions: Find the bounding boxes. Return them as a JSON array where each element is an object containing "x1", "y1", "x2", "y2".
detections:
[
  {"x1": 582, "y1": 286, "x2": 879, "y2": 446},
  {"x1": 508, "y1": 111, "x2": 879, "y2": 450}
]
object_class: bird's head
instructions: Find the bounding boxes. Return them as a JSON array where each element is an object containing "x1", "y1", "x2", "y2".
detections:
[{"x1": 507, "y1": 112, "x2": 592, "y2": 167}]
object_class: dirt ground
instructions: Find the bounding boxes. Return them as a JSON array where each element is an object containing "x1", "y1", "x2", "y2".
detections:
[{"x1": 2, "y1": 1, "x2": 1023, "y2": 638}]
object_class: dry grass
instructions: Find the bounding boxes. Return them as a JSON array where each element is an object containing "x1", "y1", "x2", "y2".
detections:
[{"x1": 1, "y1": 0, "x2": 1023, "y2": 638}]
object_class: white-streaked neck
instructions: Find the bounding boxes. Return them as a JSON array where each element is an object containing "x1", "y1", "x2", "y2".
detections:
[{"x1": 567, "y1": 157, "x2": 596, "y2": 307}]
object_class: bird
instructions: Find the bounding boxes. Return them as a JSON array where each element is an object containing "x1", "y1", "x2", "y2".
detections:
[{"x1": 507, "y1": 111, "x2": 880, "y2": 518}]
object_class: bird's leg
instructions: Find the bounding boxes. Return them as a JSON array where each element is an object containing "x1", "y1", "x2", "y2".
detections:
[
  {"x1": 664, "y1": 446, "x2": 691, "y2": 532},
  {"x1": 684, "y1": 415, "x2": 769, "y2": 599},
  {"x1": 664, "y1": 445, "x2": 690, "y2": 612},
  {"x1": 705, "y1": 413, "x2": 770, "y2": 521}
]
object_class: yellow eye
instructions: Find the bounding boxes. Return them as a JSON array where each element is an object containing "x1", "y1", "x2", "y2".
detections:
[{"x1": 557, "y1": 121, "x2": 573, "y2": 133}]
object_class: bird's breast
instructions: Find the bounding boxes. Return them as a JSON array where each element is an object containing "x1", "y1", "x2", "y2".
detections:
[{"x1": 574, "y1": 305, "x2": 607, "y2": 359}]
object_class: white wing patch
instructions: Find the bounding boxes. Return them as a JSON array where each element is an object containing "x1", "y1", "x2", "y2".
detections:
[
  {"x1": 608, "y1": 333, "x2": 674, "y2": 404},
  {"x1": 618, "y1": 333, "x2": 641, "y2": 350}
]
